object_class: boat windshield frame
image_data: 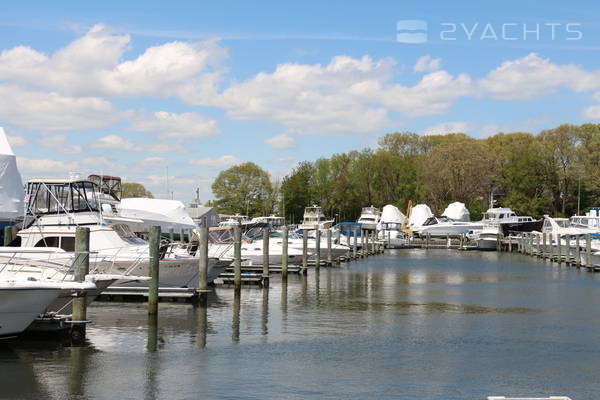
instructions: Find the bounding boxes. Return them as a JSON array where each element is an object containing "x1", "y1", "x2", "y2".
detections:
[{"x1": 25, "y1": 180, "x2": 100, "y2": 217}]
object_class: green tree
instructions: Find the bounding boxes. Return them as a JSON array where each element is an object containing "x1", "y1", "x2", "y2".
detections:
[
  {"x1": 211, "y1": 162, "x2": 274, "y2": 216},
  {"x1": 122, "y1": 183, "x2": 154, "y2": 198},
  {"x1": 280, "y1": 162, "x2": 314, "y2": 224}
]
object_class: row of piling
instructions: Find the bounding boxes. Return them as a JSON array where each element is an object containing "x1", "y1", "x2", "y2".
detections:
[{"x1": 502, "y1": 232, "x2": 599, "y2": 271}]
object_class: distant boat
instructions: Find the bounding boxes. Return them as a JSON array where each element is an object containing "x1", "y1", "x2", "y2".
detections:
[
  {"x1": 357, "y1": 206, "x2": 381, "y2": 230},
  {"x1": 476, "y1": 207, "x2": 541, "y2": 250},
  {"x1": 377, "y1": 205, "x2": 406, "y2": 248},
  {"x1": 298, "y1": 205, "x2": 334, "y2": 231}
]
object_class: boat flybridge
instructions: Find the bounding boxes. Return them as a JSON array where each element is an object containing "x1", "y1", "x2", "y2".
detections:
[
  {"x1": 218, "y1": 214, "x2": 249, "y2": 227},
  {"x1": 357, "y1": 206, "x2": 381, "y2": 230},
  {"x1": 12, "y1": 176, "x2": 226, "y2": 287},
  {"x1": 298, "y1": 205, "x2": 334, "y2": 230}
]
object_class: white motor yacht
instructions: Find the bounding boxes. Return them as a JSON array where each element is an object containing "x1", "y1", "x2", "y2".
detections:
[
  {"x1": 357, "y1": 206, "x2": 381, "y2": 230},
  {"x1": 298, "y1": 205, "x2": 334, "y2": 230},
  {"x1": 0, "y1": 278, "x2": 96, "y2": 338},
  {"x1": 417, "y1": 216, "x2": 484, "y2": 237},
  {"x1": 476, "y1": 207, "x2": 541, "y2": 250},
  {"x1": 15, "y1": 177, "x2": 226, "y2": 288},
  {"x1": 207, "y1": 226, "x2": 305, "y2": 265}
]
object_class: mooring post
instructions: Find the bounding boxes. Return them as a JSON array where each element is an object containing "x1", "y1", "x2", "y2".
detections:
[
  {"x1": 576, "y1": 234, "x2": 581, "y2": 267},
  {"x1": 352, "y1": 227, "x2": 358, "y2": 259},
  {"x1": 548, "y1": 234, "x2": 554, "y2": 262},
  {"x1": 557, "y1": 234, "x2": 563, "y2": 265},
  {"x1": 586, "y1": 233, "x2": 592, "y2": 268},
  {"x1": 262, "y1": 228, "x2": 270, "y2": 280},
  {"x1": 361, "y1": 229, "x2": 365, "y2": 257},
  {"x1": 326, "y1": 229, "x2": 332, "y2": 266},
  {"x1": 535, "y1": 234, "x2": 540, "y2": 257},
  {"x1": 387, "y1": 230, "x2": 391, "y2": 248},
  {"x1": 198, "y1": 226, "x2": 209, "y2": 291},
  {"x1": 233, "y1": 225, "x2": 242, "y2": 289},
  {"x1": 529, "y1": 234, "x2": 533, "y2": 255},
  {"x1": 148, "y1": 225, "x2": 160, "y2": 316},
  {"x1": 180, "y1": 228, "x2": 185, "y2": 243},
  {"x1": 336, "y1": 228, "x2": 341, "y2": 245},
  {"x1": 169, "y1": 228, "x2": 174, "y2": 243},
  {"x1": 315, "y1": 228, "x2": 321, "y2": 269},
  {"x1": 542, "y1": 233, "x2": 547, "y2": 259},
  {"x1": 71, "y1": 226, "x2": 90, "y2": 343},
  {"x1": 426, "y1": 233, "x2": 430, "y2": 250},
  {"x1": 281, "y1": 226, "x2": 288, "y2": 279},
  {"x1": 302, "y1": 230, "x2": 308, "y2": 269}
]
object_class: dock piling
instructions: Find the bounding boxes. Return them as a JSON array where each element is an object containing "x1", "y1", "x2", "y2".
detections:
[
  {"x1": 542, "y1": 233, "x2": 547, "y2": 259},
  {"x1": 198, "y1": 226, "x2": 209, "y2": 291},
  {"x1": 262, "y1": 228, "x2": 270, "y2": 280},
  {"x1": 326, "y1": 229, "x2": 332, "y2": 265},
  {"x1": 352, "y1": 227, "x2": 358, "y2": 259},
  {"x1": 148, "y1": 225, "x2": 160, "y2": 316},
  {"x1": 281, "y1": 226, "x2": 289, "y2": 278},
  {"x1": 575, "y1": 234, "x2": 581, "y2": 267},
  {"x1": 315, "y1": 228, "x2": 321, "y2": 269},
  {"x1": 585, "y1": 233, "x2": 592, "y2": 268},
  {"x1": 557, "y1": 234, "x2": 563, "y2": 265},
  {"x1": 233, "y1": 225, "x2": 242, "y2": 290},
  {"x1": 302, "y1": 230, "x2": 308, "y2": 269},
  {"x1": 71, "y1": 226, "x2": 90, "y2": 343}
]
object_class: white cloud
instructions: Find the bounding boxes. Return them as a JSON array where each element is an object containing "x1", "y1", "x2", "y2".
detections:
[
  {"x1": 38, "y1": 134, "x2": 82, "y2": 154},
  {"x1": 413, "y1": 55, "x2": 442, "y2": 72},
  {"x1": 582, "y1": 105, "x2": 600, "y2": 120},
  {"x1": 594, "y1": 92, "x2": 600, "y2": 102},
  {"x1": 189, "y1": 55, "x2": 473, "y2": 134},
  {"x1": 16, "y1": 156, "x2": 123, "y2": 176},
  {"x1": 130, "y1": 111, "x2": 220, "y2": 139},
  {"x1": 264, "y1": 134, "x2": 295, "y2": 149},
  {"x1": 423, "y1": 121, "x2": 472, "y2": 136},
  {"x1": 189, "y1": 155, "x2": 241, "y2": 167},
  {"x1": 91, "y1": 134, "x2": 185, "y2": 153},
  {"x1": 479, "y1": 53, "x2": 600, "y2": 100},
  {"x1": 0, "y1": 24, "x2": 227, "y2": 99},
  {"x1": 0, "y1": 85, "x2": 118, "y2": 131}
]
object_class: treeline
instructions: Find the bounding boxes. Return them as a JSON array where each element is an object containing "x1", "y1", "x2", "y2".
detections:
[
  {"x1": 279, "y1": 123, "x2": 600, "y2": 223},
  {"x1": 211, "y1": 123, "x2": 600, "y2": 223}
]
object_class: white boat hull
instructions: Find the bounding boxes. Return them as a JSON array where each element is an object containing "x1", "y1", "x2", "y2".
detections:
[{"x1": 0, "y1": 287, "x2": 59, "y2": 337}]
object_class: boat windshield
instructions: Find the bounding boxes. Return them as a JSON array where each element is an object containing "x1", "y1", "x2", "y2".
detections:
[
  {"x1": 111, "y1": 224, "x2": 147, "y2": 245},
  {"x1": 26, "y1": 181, "x2": 99, "y2": 215}
]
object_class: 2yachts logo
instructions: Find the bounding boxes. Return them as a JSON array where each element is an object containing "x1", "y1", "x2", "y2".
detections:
[{"x1": 397, "y1": 21, "x2": 583, "y2": 43}]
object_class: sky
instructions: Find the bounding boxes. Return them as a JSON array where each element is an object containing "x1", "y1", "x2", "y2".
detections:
[{"x1": 2, "y1": 0, "x2": 600, "y2": 203}]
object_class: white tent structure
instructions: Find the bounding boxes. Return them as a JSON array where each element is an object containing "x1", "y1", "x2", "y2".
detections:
[
  {"x1": 118, "y1": 198, "x2": 197, "y2": 233},
  {"x1": 408, "y1": 204, "x2": 433, "y2": 229},
  {"x1": 378, "y1": 205, "x2": 405, "y2": 226},
  {"x1": 442, "y1": 202, "x2": 470, "y2": 222},
  {"x1": 0, "y1": 128, "x2": 23, "y2": 220}
]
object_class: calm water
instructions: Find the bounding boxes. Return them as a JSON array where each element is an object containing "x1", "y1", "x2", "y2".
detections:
[{"x1": 2, "y1": 249, "x2": 600, "y2": 400}]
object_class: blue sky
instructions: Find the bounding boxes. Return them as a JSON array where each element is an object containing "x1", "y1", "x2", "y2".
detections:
[{"x1": 1, "y1": 1, "x2": 600, "y2": 202}]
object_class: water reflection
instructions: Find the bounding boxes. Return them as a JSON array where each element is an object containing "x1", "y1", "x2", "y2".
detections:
[
  {"x1": 196, "y1": 294, "x2": 208, "y2": 349},
  {"x1": 232, "y1": 288, "x2": 241, "y2": 343},
  {"x1": 4, "y1": 249, "x2": 600, "y2": 399}
]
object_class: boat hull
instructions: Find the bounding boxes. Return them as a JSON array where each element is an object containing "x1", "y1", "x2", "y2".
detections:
[{"x1": 0, "y1": 287, "x2": 60, "y2": 337}]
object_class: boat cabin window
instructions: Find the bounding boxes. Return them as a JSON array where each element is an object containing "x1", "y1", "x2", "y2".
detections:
[
  {"x1": 422, "y1": 217, "x2": 438, "y2": 226},
  {"x1": 88, "y1": 175, "x2": 122, "y2": 202},
  {"x1": 26, "y1": 181, "x2": 99, "y2": 215},
  {"x1": 34, "y1": 236, "x2": 75, "y2": 251}
]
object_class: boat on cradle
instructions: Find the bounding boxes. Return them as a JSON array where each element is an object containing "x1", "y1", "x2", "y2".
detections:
[
  {"x1": 377, "y1": 205, "x2": 407, "y2": 248},
  {"x1": 407, "y1": 204, "x2": 434, "y2": 232},
  {"x1": 357, "y1": 206, "x2": 381, "y2": 230},
  {"x1": 416, "y1": 202, "x2": 482, "y2": 237},
  {"x1": 0, "y1": 278, "x2": 96, "y2": 338},
  {"x1": 476, "y1": 207, "x2": 542, "y2": 250},
  {"x1": 207, "y1": 226, "x2": 305, "y2": 266},
  {"x1": 298, "y1": 205, "x2": 334, "y2": 231},
  {"x1": 14, "y1": 177, "x2": 227, "y2": 288}
]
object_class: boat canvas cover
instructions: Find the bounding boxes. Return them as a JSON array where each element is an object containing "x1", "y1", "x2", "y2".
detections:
[
  {"x1": 0, "y1": 128, "x2": 23, "y2": 220},
  {"x1": 118, "y1": 198, "x2": 196, "y2": 231},
  {"x1": 442, "y1": 202, "x2": 470, "y2": 222},
  {"x1": 379, "y1": 205, "x2": 405, "y2": 224},
  {"x1": 408, "y1": 204, "x2": 433, "y2": 228}
]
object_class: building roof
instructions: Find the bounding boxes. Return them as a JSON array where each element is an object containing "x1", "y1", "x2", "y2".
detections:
[{"x1": 186, "y1": 206, "x2": 216, "y2": 218}]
